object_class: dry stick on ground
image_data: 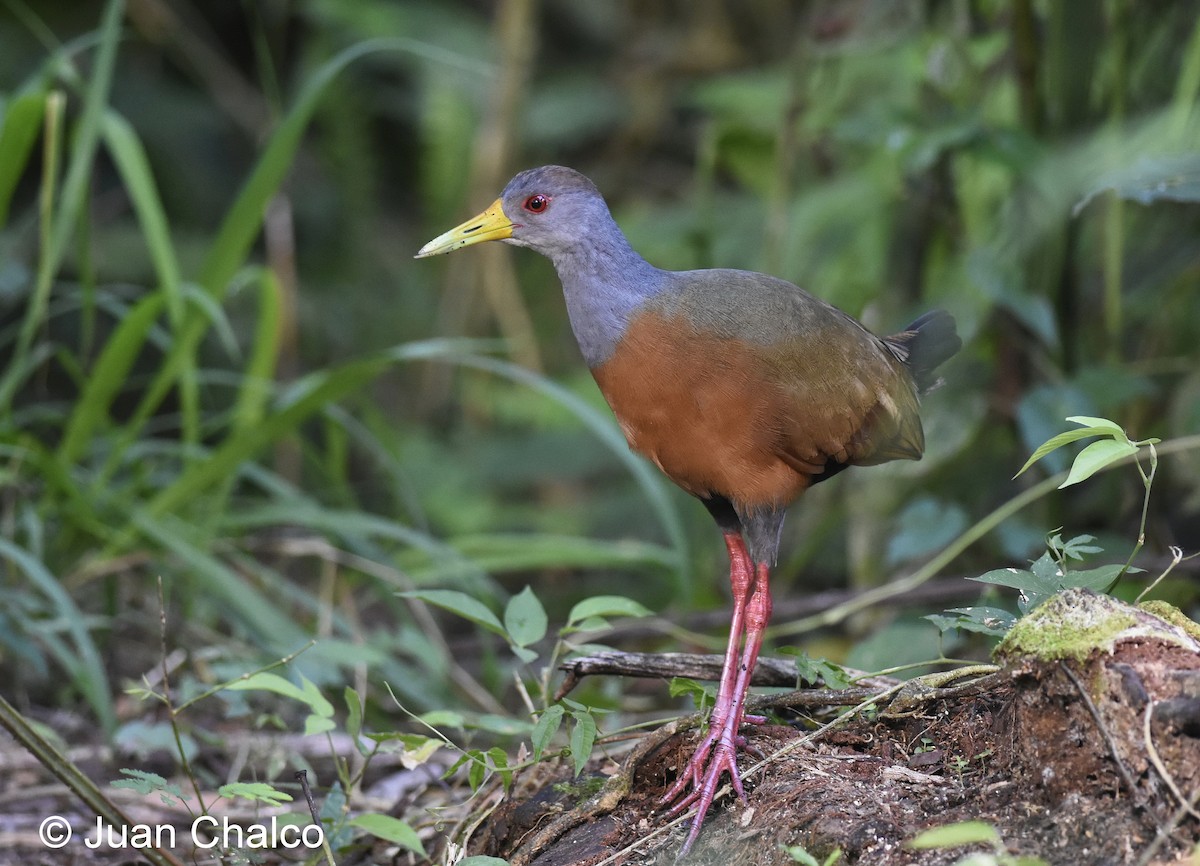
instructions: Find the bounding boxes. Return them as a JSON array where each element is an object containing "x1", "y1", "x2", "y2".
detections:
[
  {"x1": 0, "y1": 693, "x2": 188, "y2": 866},
  {"x1": 556, "y1": 650, "x2": 900, "y2": 700}
]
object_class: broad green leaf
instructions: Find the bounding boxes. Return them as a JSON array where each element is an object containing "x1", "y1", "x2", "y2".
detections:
[
  {"x1": 294, "y1": 674, "x2": 333, "y2": 718},
  {"x1": 512, "y1": 646, "x2": 539, "y2": 664},
  {"x1": 907, "y1": 820, "x2": 1001, "y2": 849},
  {"x1": 964, "y1": 563, "x2": 1041, "y2": 590},
  {"x1": 1074, "y1": 153, "x2": 1200, "y2": 213},
  {"x1": 1062, "y1": 563, "x2": 1142, "y2": 593},
  {"x1": 566, "y1": 595, "x2": 653, "y2": 628},
  {"x1": 400, "y1": 589, "x2": 505, "y2": 637},
  {"x1": 457, "y1": 858, "x2": 511, "y2": 866},
  {"x1": 531, "y1": 705, "x2": 565, "y2": 761},
  {"x1": 1060, "y1": 438, "x2": 1138, "y2": 488},
  {"x1": 1064, "y1": 416, "x2": 1127, "y2": 436},
  {"x1": 225, "y1": 672, "x2": 308, "y2": 703},
  {"x1": 467, "y1": 749, "x2": 486, "y2": 790},
  {"x1": 504, "y1": 586, "x2": 548, "y2": 648},
  {"x1": 349, "y1": 813, "x2": 426, "y2": 857},
  {"x1": 944, "y1": 606, "x2": 1018, "y2": 636},
  {"x1": 488, "y1": 746, "x2": 512, "y2": 790},
  {"x1": 668, "y1": 677, "x2": 714, "y2": 710},
  {"x1": 304, "y1": 715, "x2": 337, "y2": 736},
  {"x1": 569, "y1": 711, "x2": 597, "y2": 777},
  {"x1": 1013, "y1": 425, "x2": 1117, "y2": 478}
]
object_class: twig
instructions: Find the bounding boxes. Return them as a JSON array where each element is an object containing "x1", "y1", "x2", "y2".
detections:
[
  {"x1": 1059, "y1": 662, "x2": 1139, "y2": 799},
  {"x1": 1142, "y1": 703, "x2": 1200, "y2": 821},
  {"x1": 556, "y1": 650, "x2": 899, "y2": 699},
  {"x1": 295, "y1": 770, "x2": 337, "y2": 866},
  {"x1": 1136, "y1": 545, "x2": 1190, "y2": 605}
]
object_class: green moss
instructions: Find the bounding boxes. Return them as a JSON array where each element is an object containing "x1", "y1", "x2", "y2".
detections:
[
  {"x1": 996, "y1": 589, "x2": 1138, "y2": 662},
  {"x1": 552, "y1": 775, "x2": 606, "y2": 802},
  {"x1": 997, "y1": 588, "x2": 1200, "y2": 663},
  {"x1": 1138, "y1": 600, "x2": 1200, "y2": 642}
]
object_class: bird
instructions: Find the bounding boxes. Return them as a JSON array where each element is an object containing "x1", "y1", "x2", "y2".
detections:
[{"x1": 416, "y1": 165, "x2": 961, "y2": 854}]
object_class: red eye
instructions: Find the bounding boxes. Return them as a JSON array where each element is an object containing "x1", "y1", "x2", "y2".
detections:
[{"x1": 523, "y1": 194, "x2": 550, "y2": 213}]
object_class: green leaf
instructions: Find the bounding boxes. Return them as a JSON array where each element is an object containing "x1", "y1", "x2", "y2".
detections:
[
  {"x1": 668, "y1": 677, "x2": 714, "y2": 710},
  {"x1": 0, "y1": 539, "x2": 114, "y2": 730},
  {"x1": 531, "y1": 705, "x2": 565, "y2": 761},
  {"x1": 779, "y1": 649, "x2": 852, "y2": 689},
  {"x1": 226, "y1": 673, "x2": 332, "y2": 719},
  {"x1": 457, "y1": 858, "x2": 511, "y2": 866},
  {"x1": 566, "y1": 595, "x2": 653, "y2": 628},
  {"x1": 504, "y1": 586, "x2": 548, "y2": 648},
  {"x1": 944, "y1": 606, "x2": 1018, "y2": 636},
  {"x1": 349, "y1": 813, "x2": 426, "y2": 857},
  {"x1": 1074, "y1": 153, "x2": 1200, "y2": 213},
  {"x1": 488, "y1": 746, "x2": 513, "y2": 790},
  {"x1": 1057, "y1": 534, "x2": 1103, "y2": 561},
  {"x1": 1064, "y1": 415, "x2": 1127, "y2": 435},
  {"x1": 101, "y1": 110, "x2": 184, "y2": 325},
  {"x1": 783, "y1": 845, "x2": 822, "y2": 866},
  {"x1": 569, "y1": 711, "x2": 597, "y2": 777},
  {"x1": 111, "y1": 768, "x2": 171, "y2": 796},
  {"x1": 0, "y1": 91, "x2": 47, "y2": 228},
  {"x1": 218, "y1": 782, "x2": 292, "y2": 806},
  {"x1": 1059, "y1": 438, "x2": 1138, "y2": 488},
  {"x1": 344, "y1": 687, "x2": 364, "y2": 748},
  {"x1": 400, "y1": 589, "x2": 505, "y2": 637},
  {"x1": 1062, "y1": 563, "x2": 1142, "y2": 593},
  {"x1": 1013, "y1": 425, "x2": 1118, "y2": 478},
  {"x1": 467, "y1": 749, "x2": 487, "y2": 790},
  {"x1": 304, "y1": 715, "x2": 337, "y2": 736},
  {"x1": 57, "y1": 293, "x2": 167, "y2": 463},
  {"x1": 907, "y1": 820, "x2": 1001, "y2": 849}
]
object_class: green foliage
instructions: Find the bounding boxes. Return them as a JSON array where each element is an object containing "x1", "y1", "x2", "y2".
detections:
[
  {"x1": 110, "y1": 768, "x2": 189, "y2": 809},
  {"x1": 784, "y1": 843, "x2": 843, "y2": 866},
  {"x1": 347, "y1": 813, "x2": 426, "y2": 857},
  {"x1": 907, "y1": 820, "x2": 1049, "y2": 866},
  {"x1": 778, "y1": 649, "x2": 853, "y2": 690},
  {"x1": 1014, "y1": 416, "x2": 1157, "y2": 489}
]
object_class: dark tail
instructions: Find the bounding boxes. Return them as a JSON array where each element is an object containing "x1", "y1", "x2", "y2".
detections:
[{"x1": 884, "y1": 310, "x2": 961, "y2": 394}]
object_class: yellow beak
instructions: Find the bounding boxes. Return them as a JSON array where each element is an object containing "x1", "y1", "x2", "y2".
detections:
[{"x1": 415, "y1": 198, "x2": 514, "y2": 258}]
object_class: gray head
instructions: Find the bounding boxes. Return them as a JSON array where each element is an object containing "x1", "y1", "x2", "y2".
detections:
[
  {"x1": 415, "y1": 165, "x2": 626, "y2": 266},
  {"x1": 416, "y1": 165, "x2": 663, "y2": 367}
]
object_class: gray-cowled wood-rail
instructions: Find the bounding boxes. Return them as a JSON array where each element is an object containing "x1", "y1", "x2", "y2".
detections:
[{"x1": 417, "y1": 165, "x2": 961, "y2": 854}]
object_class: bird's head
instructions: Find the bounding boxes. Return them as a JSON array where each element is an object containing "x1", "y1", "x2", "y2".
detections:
[{"x1": 415, "y1": 165, "x2": 611, "y2": 260}]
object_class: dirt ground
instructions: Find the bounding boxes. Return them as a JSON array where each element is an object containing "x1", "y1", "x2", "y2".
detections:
[{"x1": 442, "y1": 591, "x2": 1200, "y2": 866}]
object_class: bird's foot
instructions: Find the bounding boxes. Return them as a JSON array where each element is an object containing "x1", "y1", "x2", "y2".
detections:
[{"x1": 659, "y1": 712, "x2": 748, "y2": 856}]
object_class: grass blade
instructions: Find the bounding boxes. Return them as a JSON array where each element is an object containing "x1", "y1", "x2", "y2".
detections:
[
  {"x1": 0, "y1": 90, "x2": 47, "y2": 228},
  {"x1": 0, "y1": 539, "x2": 114, "y2": 731}
]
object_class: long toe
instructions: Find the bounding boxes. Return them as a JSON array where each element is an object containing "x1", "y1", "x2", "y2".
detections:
[{"x1": 676, "y1": 741, "x2": 745, "y2": 857}]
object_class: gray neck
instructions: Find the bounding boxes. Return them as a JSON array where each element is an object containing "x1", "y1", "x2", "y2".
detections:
[{"x1": 547, "y1": 227, "x2": 665, "y2": 368}]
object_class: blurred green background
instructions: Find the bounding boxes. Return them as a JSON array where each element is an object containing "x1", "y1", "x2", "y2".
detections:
[{"x1": 0, "y1": 0, "x2": 1198, "y2": 736}]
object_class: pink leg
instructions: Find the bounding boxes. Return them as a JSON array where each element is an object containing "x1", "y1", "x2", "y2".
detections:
[
  {"x1": 659, "y1": 533, "x2": 752, "y2": 805},
  {"x1": 661, "y1": 544, "x2": 774, "y2": 856}
]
